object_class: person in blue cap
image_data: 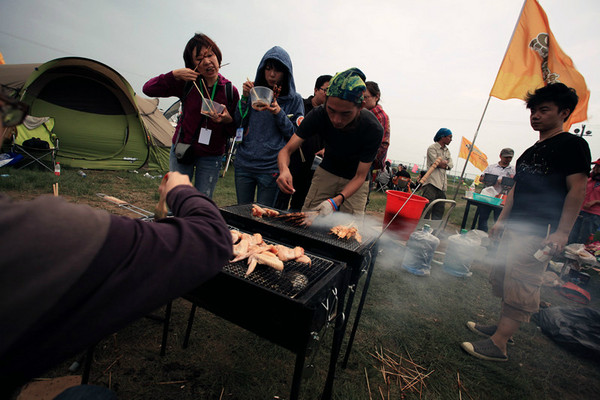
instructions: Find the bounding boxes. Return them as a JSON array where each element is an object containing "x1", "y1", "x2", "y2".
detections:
[{"x1": 421, "y1": 128, "x2": 453, "y2": 220}]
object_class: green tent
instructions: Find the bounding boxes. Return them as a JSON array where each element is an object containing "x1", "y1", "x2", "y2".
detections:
[{"x1": 1, "y1": 57, "x2": 173, "y2": 171}]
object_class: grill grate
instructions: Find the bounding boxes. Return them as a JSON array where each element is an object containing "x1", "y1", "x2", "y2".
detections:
[
  {"x1": 222, "y1": 204, "x2": 378, "y2": 254},
  {"x1": 226, "y1": 227, "x2": 335, "y2": 298}
]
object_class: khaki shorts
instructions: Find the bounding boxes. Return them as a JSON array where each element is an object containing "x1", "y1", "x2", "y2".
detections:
[
  {"x1": 489, "y1": 231, "x2": 547, "y2": 322},
  {"x1": 302, "y1": 166, "x2": 369, "y2": 215}
]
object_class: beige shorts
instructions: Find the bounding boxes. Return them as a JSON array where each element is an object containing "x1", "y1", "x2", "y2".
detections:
[
  {"x1": 302, "y1": 166, "x2": 369, "y2": 215},
  {"x1": 489, "y1": 231, "x2": 547, "y2": 322}
]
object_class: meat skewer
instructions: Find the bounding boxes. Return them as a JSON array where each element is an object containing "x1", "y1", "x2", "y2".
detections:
[{"x1": 275, "y1": 211, "x2": 318, "y2": 227}]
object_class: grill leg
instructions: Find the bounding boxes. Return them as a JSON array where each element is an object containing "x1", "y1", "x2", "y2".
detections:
[
  {"x1": 289, "y1": 346, "x2": 307, "y2": 400},
  {"x1": 81, "y1": 344, "x2": 95, "y2": 384},
  {"x1": 342, "y1": 248, "x2": 378, "y2": 369},
  {"x1": 182, "y1": 304, "x2": 198, "y2": 349},
  {"x1": 160, "y1": 301, "x2": 173, "y2": 356},
  {"x1": 321, "y1": 278, "x2": 350, "y2": 400}
]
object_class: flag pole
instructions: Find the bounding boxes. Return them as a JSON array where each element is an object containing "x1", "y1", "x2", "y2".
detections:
[
  {"x1": 452, "y1": 0, "x2": 527, "y2": 200},
  {"x1": 452, "y1": 96, "x2": 491, "y2": 200}
]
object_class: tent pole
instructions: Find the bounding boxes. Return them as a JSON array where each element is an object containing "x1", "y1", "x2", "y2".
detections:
[{"x1": 452, "y1": 96, "x2": 491, "y2": 201}]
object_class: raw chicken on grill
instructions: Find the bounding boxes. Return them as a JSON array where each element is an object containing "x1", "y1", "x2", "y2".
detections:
[{"x1": 229, "y1": 229, "x2": 311, "y2": 276}]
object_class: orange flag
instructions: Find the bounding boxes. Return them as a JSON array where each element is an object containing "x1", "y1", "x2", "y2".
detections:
[
  {"x1": 489, "y1": 0, "x2": 589, "y2": 130},
  {"x1": 458, "y1": 136, "x2": 488, "y2": 172}
]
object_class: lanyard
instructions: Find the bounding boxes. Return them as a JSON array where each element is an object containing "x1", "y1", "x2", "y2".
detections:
[{"x1": 201, "y1": 81, "x2": 218, "y2": 101}]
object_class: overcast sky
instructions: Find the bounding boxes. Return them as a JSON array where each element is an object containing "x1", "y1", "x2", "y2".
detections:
[{"x1": 1, "y1": 0, "x2": 598, "y2": 176}]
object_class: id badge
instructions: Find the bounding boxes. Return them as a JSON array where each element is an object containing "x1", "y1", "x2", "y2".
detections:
[
  {"x1": 235, "y1": 127, "x2": 244, "y2": 142},
  {"x1": 199, "y1": 128, "x2": 212, "y2": 145}
]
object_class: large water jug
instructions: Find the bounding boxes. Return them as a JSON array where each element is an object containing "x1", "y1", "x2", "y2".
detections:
[
  {"x1": 401, "y1": 225, "x2": 441, "y2": 276},
  {"x1": 442, "y1": 229, "x2": 479, "y2": 277}
]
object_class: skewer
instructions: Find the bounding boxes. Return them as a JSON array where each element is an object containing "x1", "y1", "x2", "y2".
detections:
[
  {"x1": 246, "y1": 77, "x2": 263, "y2": 107},
  {"x1": 365, "y1": 368, "x2": 373, "y2": 400}
]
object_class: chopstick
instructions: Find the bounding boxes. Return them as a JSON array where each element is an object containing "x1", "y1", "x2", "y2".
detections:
[
  {"x1": 247, "y1": 77, "x2": 260, "y2": 103},
  {"x1": 201, "y1": 78, "x2": 216, "y2": 114}
]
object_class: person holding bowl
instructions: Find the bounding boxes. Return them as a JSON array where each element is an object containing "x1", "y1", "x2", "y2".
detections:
[
  {"x1": 143, "y1": 32, "x2": 240, "y2": 198},
  {"x1": 234, "y1": 46, "x2": 304, "y2": 207}
]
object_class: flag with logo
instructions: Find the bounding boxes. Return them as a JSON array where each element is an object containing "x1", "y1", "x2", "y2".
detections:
[
  {"x1": 489, "y1": 0, "x2": 589, "y2": 130},
  {"x1": 411, "y1": 163, "x2": 419, "y2": 173},
  {"x1": 458, "y1": 136, "x2": 488, "y2": 172}
]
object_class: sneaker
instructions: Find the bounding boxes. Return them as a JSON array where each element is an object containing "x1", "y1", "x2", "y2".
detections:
[
  {"x1": 401, "y1": 265, "x2": 430, "y2": 276},
  {"x1": 466, "y1": 321, "x2": 515, "y2": 345},
  {"x1": 460, "y1": 338, "x2": 508, "y2": 362}
]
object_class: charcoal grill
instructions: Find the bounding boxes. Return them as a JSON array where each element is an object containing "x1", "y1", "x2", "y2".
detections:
[
  {"x1": 161, "y1": 227, "x2": 348, "y2": 400},
  {"x1": 219, "y1": 204, "x2": 380, "y2": 385}
]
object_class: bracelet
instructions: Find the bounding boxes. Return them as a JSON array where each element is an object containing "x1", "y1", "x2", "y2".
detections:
[
  {"x1": 336, "y1": 193, "x2": 346, "y2": 205},
  {"x1": 327, "y1": 198, "x2": 338, "y2": 211}
]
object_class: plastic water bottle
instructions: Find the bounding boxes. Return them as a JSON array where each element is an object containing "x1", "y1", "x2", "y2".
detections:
[
  {"x1": 77, "y1": 170, "x2": 87, "y2": 178},
  {"x1": 54, "y1": 162, "x2": 61, "y2": 176},
  {"x1": 401, "y1": 224, "x2": 440, "y2": 276},
  {"x1": 442, "y1": 229, "x2": 478, "y2": 277},
  {"x1": 311, "y1": 155, "x2": 323, "y2": 171},
  {"x1": 465, "y1": 182, "x2": 475, "y2": 199}
]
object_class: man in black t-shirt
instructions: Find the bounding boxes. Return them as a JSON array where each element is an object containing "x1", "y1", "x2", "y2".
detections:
[
  {"x1": 277, "y1": 68, "x2": 383, "y2": 215},
  {"x1": 461, "y1": 83, "x2": 591, "y2": 362},
  {"x1": 274, "y1": 75, "x2": 331, "y2": 211}
]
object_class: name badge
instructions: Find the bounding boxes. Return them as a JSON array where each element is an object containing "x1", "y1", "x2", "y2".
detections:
[
  {"x1": 235, "y1": 127, "x2": 244, "y2": 142},
  {"x1": 199, "y1": 128, "x2": 212, "y2": 145}
]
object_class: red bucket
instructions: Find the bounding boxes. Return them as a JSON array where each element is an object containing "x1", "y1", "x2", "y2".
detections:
[{"x1": 383, "y1": 190, "x2": 429, "y2": 240}]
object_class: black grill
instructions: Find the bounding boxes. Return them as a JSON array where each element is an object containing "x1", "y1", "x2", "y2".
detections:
[
  {"x1": 219, "y1": 204, "x2": 380, "y2": 374},
  {"x1": 162, "y1": 223, "x2": 349, "y2": 400},
  {"x1": 220, "y1": 204, "x2": 378, "y2": 277}
]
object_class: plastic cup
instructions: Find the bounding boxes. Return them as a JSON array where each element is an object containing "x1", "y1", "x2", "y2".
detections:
[
  {"x1": 250, "y1": 86, "x2": 274, "y2": 110},
  {"x1": 201, "y1": 97, "x2": 226, "y2": 117}
]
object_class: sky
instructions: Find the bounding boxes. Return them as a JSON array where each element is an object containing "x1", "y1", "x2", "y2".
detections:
[{"x1": 1, "y1": 0, "x2": 598, "y2": 177}]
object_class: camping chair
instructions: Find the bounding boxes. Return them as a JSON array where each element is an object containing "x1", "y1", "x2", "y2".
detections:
[
  {"x1": 416, "y1": 199, "x2": 456, "y2": 237},
  {"x1": 12, "y1": 116, "x2": 58, "y2": 172},
  {"x1": 374, "y1": 170, "x2": 392, "y2": 193},
  {"x1": 392, "y1": 176, "x2": 412, "y2": 192}
]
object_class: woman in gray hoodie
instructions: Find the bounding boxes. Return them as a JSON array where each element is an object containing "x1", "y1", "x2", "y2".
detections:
[{"x1": 234, "y1": 46, "x2": 304, "y2": 207}]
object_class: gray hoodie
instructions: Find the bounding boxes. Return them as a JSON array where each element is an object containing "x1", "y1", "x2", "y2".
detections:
[{"x1": 234, "y1": 46, "x2": 304, "y2": 174}]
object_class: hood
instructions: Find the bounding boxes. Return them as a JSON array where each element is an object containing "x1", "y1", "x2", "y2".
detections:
[{"x1": 254, "y1": 46, "x2": 297, "y2": 98}]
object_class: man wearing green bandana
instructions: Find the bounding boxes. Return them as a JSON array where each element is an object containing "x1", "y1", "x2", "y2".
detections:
[{"x1": 277, "y1": 68, "x2": 383, "y2": 215}]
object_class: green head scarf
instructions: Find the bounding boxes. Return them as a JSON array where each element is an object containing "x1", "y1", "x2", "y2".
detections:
[{"x1": 326, "y1": 67, "x2": 366, "y2": 104}]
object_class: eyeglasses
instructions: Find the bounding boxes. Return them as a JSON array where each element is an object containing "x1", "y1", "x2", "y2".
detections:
[
  {"x1": 1, "y1": 101, "x2": 28, "y2": 127},
  {"x1": 319, "y1": 87, "x2": 328, "y2": 92}
]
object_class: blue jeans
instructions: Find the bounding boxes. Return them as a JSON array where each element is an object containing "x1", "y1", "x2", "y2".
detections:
[
  {"x1": 169, "y1": 145, "x2": 222, "y2": 198},
  {"x1": 569, "y1": 211, "x2": 600, "y2": 244},
  {"x1": 235, "y1": 167, "x2": 279, "y2": 207}
]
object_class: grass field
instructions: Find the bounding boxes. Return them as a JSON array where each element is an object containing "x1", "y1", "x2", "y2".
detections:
[{"x1": 2, "y1": 165, "x2": 599, "y2": 400}]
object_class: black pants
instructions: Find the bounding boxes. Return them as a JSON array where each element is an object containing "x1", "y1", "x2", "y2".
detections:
[
  {"x1": 421, "y1": 184, "x2": 446, "y2": 220},
  {"x1": 476, "y1": 205, "x2": 500, "y2": 232}
]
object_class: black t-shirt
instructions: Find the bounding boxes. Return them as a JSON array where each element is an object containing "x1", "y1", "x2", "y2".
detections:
[
  {"x1": 510, "y1": 132, "x2": 591, "y2": 236},
  {"x1": 296, "y1": 106, "x2": 383, "y2": 180},
  {"x1": 396, "y1": 169, "x2": 411, "y2": 178}
]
